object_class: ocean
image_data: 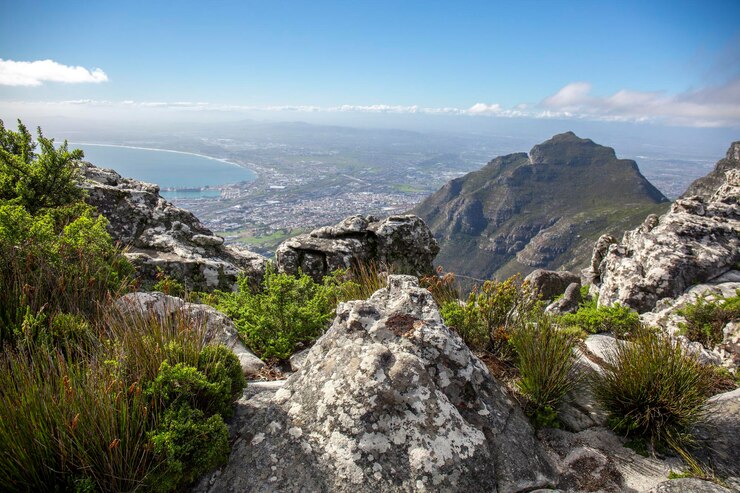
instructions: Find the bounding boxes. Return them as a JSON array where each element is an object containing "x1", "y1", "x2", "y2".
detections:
[{"x1": 71, "y1": 143, "x2": 256, "y2": 199}]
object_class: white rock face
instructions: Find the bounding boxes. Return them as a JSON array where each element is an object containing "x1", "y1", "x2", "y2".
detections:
[
  {"x1": 81, "y1": 163, "x2": 267, "y2": 291},
  {"x1": 114, "y1": 292, "x2": 265, "y2": 377},
  {"x1": 594, "y1": 168, "x2": 740, "y2": 313},
  {"x1": 198, "y1": 276, "x2": 556, "y2": 492}
]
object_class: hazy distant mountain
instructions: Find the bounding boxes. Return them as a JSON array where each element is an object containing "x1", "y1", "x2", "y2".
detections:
[{"x1": 412, "y1": 132, "x2": 670, "y2": 280}]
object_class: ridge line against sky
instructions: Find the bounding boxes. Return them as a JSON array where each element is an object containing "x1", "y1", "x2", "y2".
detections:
[{"x1": 1, "y1": 0, "x2": 739, "y2": 129}]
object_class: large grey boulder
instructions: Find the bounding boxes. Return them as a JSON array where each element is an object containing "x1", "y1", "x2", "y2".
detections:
[
  {"x1": 691, "y1": 388, "x2": 740, "y2": 481},
  {"x1": 114, "y1": 292, "x2": 265, "y2": 378},
  {"x1": 594, "y1": 167, "x2": 740, "y2": 313},
  {"x1": 545, "y1": 282, "x2": 582, "y2": 315},
  {"x1": 81, "y1": 163, "x2": 267, "y2": 291},
  {"x1": 199, "y1": 276, "x2": 556, "y2": 492},
  {"x1": 525, "y1": 269, "x2": 581, "y2": 301},
  {"x1": 275, "y1": 215, "x2": 439, "y2": 282}
]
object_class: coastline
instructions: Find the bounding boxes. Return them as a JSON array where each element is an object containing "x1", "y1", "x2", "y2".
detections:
[{"x1": 69, "y1": 142, "x2": 252, "y2": 172}]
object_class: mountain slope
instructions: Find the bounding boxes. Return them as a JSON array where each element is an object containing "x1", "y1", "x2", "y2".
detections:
[
  {"x1": 412, "y1": 132, "x2": 670, "y2": 280},
  {"x1": 680, "y1": 141, "x2": 739, "y2": 200}
]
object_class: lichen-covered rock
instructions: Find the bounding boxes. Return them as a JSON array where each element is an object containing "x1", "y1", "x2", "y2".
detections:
[
  {"x1": 525, "y1": 269, "x2": 581, "y2": 301},
  {"x1": 545, "y1": 282, "x2": 582, "y2": 315},
  {"x1": 81, "y1": 163, "x2": 267, "y2": 291},
  {"x1": 199, "y1": 276, "x2": 556, "y2": 492},
  {"x1": 594, "y1": 167, "x2": 740, "y2": 313},
  {"x1": 275, "y1": 215, "x2": 439, "y2": 282},
  {"x1": 114, "y1": 292, "x2": 265, "y2": 378}
]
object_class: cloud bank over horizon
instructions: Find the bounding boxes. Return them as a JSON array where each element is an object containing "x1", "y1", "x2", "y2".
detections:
[
  {"x1": 0, "y1": 59, "x2": 108, "y2": 87},
  {"x1": 3, "y1": 77, "x2": 738, "y2": 128}
]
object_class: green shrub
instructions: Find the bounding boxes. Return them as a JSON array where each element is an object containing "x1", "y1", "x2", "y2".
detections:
[
  {"x1": 147, "y1": 405, "x2": 229, "y2": 493},
  {"x1": 0, "y1": 202, "x2": 133, "y2": 344},
  {"x1": 593, "y1": 329, "x2": 710, "y2": 448},
  {"x1": 678, "y1": 290, "x2": 740, "y2": 348},
  {"x1": 439, "y1": 275, "x2": 540, "y2": 355},
  {"x1": 216, "y1": 267, "x2": 338, "y2": 360},
  {"x1": 0, "y1": 119, "x2": 85, "y2": 214},
  {"x1": 559, "y1": 297, "x2": 640, "y2": 338},
  {"x1": 510, "y1": 315, "x2": 579, "y2": 427},
  {"x1": 198, "y1": 344, "x2": 246, "y2": 407}
]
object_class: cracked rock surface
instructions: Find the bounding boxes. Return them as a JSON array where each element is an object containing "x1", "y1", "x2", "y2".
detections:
[
  {"x1": 198, "y1": 276, "x2": 555, "y2": 493},
  {"x1": 81, "y1": 163, "x2": 267, "y2": 291},
  {"x1": 275, "y1": 215, "x2": 439, "y2": 282}
]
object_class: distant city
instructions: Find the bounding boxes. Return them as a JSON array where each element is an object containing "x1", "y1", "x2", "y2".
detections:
[{"x1": 67, "y1": 121, "x2": 719, "y2": 257}]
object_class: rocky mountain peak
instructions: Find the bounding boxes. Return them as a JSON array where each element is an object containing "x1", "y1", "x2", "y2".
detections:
[
  {"x1": 412, "y1": 133, "x2": 668, "y2": 281},
  {"x1": 528, "y1": 131, "x2": 616, "y2": 167}
]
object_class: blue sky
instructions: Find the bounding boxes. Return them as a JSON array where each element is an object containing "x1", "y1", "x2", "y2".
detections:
[{"x1": 1, "y1": 0, "x2": 739, "y2": 127}]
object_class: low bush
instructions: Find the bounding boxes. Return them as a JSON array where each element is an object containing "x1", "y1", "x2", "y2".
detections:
[
  {"x1": 559, "y1": 296, "x2": 640, "y2": 338},
  {"x1": 439, "y1": 275, "x2": 540, "y2": 355},
  {"x1": 678, "y1": 290, "x2": 740, "y2": 348},
  {"x1": 147, "y1": 405, "x2": 229, "y2": 493},
  {"x1": 216, "y1": 267, "x2": 338, "y2": 360},
  {"x1": 510, "y1": 315, "x2": 579, "y2": 427},
  {"x1": 593, "y1": 329, "x2": 710, "y2": 448},
  {"x1": 420, "y1": 268, "x2": 463, "y2": 307}
]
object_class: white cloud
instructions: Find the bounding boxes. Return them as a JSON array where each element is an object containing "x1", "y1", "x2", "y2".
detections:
[
  {"x1": 4, "y1": 78, "x2": 739, "y2": 127},
  {"x1": 539, "y1": 78, "x2": 740, "y2": 127},
  {"x1": 0, "y1": 59, "x2": 108, "y2": 86}
]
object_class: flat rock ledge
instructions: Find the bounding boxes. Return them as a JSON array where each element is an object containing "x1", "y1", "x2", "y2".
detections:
[{"x1": 197, "y1": 275, "x2": 555, "y2": 493}]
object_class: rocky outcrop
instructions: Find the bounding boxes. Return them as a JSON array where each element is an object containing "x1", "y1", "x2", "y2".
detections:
[
  {"x1": 275, "y1": 215, "x2": 439, "y2": 282},
  {"x1": 200, "y1": 276, "x2": 556, "y2": 492},
  {"x1": 413, "y1": 132, "x2": 668, "y2": 281},
  {"x1": 545, "y1": 282, "x2": 582, "y2": 315},
  {"x1": 114, "y1": 292, "x2": 265, "y2": 377},
  {"x1": 81, "y1": 163, "x2": 267, "y2": 291},
  {"x1": 647, "y1": 479, "x2": 734, "y2": 493},
  {"x1": 681, "y1": 141, "x2": 740, "y2": 201},
  {"x1": 525, "y1": 269, "x2": 581, "y2": 301},
  {"x1": 639, "y1": 271, "x2": 740, "y2": 371},
  {"x1": 593, "y1": 167, "x2": 740, "y2": 313}
]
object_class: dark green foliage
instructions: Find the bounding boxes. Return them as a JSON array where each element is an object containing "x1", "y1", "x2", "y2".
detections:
[
  {"x1": 0, "y1": 124, "x2": 242, "y2": 493},
  {"x1": 152, "y1": 271, "x2": 186, "y2": 298},
  {"x1": 0, "y1": 202, "x2": 133, "y2": 344},
  {"x1": 559, "y1": 296, "x2": 640, "y2": 338},
  {"x1": 0, "y1": 119, "x2": 85, "y2": 214},
  {"x1": 510, "y1": 315, "x2": 579, "y2": 427},
  {"x1": 216, "y1": 267, "x2": 338, "y2": 360},
  {"x1": 593, "y1": 329, "x2": 710, "y2": 448},
  {"x1": 439, "y1": 275, "x2": 540, "y2": 355},
  {"x1": 198, "y1": 344, "x2": 246, "y2": 407},
  {"x1": 147, "y1": 405, "x2": 229, "y2": 492},
  {"x1": 678, "y1": 290, "x2": 740, "y2": 348}
]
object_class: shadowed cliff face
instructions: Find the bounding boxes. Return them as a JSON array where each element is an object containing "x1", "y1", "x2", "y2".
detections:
[{"x1": 412, "y1": 132, "x2": 669, "y2": 281}]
